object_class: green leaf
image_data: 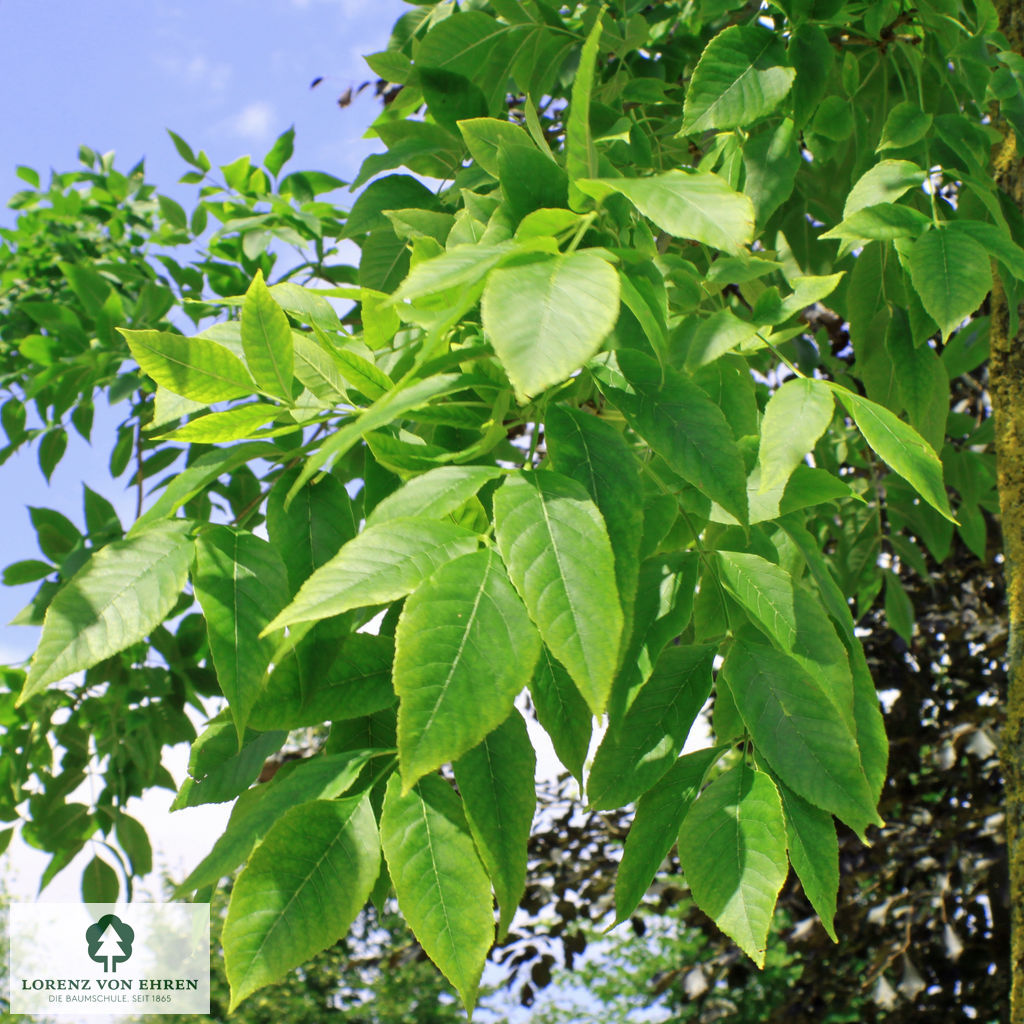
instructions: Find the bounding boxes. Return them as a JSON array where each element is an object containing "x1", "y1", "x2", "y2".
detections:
[
  {"x1": 498, "y1": 143, "x2": 569, "y2": 222},
  {"x1": 266, "y1": 468, "x2": 359, "y2": 596},
  {"x1": 180, "y1": 750, "x2": 377, "y2": 892},
  {"x1": 38, "y1": 428, "x2": 67, "y2": 482},
  {"x1": 395, "y1": 549, "x2": 541, "y2": 789},
  {"x1": 742, "y1": 118, "x2": 801, "y2": 225},
  {"x1": 587, "y1": 644, "x2": 715, "y2": 810},
  {"x1": 331, "y1": 347, "x2": 393, "y2": 400},
  {"x1": 614, "y1": 746, "x2": 723, "y2": 924},
  {"x1": 366, "y1": 465, "x2": 504, "y2": 527},
  {"x1": 886, "y1": 313, "x2": 948, "y2": 451},
  {"x1": 292, "y1": 335, "x2": 348, "y2": 402},
  {"x1": 949, "y1": 220, "x2": 1024, "y2": 281},
  {"x1": 172, "y1": 716, "x2": 286, "y2": 811},
  {"x1": 789, "y1": 24, "x2": 832, "y2": 126},
  {"x1": 157, "y1": 404, "x2": 279, "y2": 442},
  {"x1": 609, "y1": 350, "x2": 749, "y2": 526},
  {"x1": 906, "y1": 227, "x2": 993, "y2": 341},
  {"x1": 224, "y1": 795, "x2": 380, "y2": 1011},
  {"x1": 114, "y1": 814, "x2": 153, "y2": 877},
  {"x1": 830, "y1": 384, "x2": 955, "y2": 520},
  {"x1": 528, "y1": 647, "x2": 592, "y2": 783},
  {"x1": 21, "y1": 521, "x2": 194, "y2": 703},
  {"x1": 394, "y1": 242, "x2": 516, "y2": 302},
  {"x1": 678, "y1": 763, "x2": 787, "y2": 967},
  {"x1": 494, "y1": 472, "x2": 622, "y2": 716},
  {"x1": 81, "y1": 855, "x2": 119, "y2": 902},
  {"x1": 453, "y1": 709, "x2": 536, "y2": 938},
  {"x1": 458, "y1": 118, "x2": 532, "y2": 177},
  {"x1": 380, "y1": 773, "x2": 494, "y2": 1013},
  {"x1": 777, "y1": 778, "x2": 840, "y2": 941},
  {"x1": 3, "y1": 559, "x2": 54, "y2": 586},
  {"x1": 193, "y1": 527, "x2": 290, "y2": 740},
  {"x1": 566, "y1": 13, "x2": 603, "y2": 191},
  {"x1": 120, "y1": 329, "x2": 254, "y2": 403},
  {"x1": 345, "y1": 175, "x2": 440, "y2": 238},
  {"x1": 820, "y1": 203, "x2": 931, "y2": 242},
  {"x1": 577, "y1": 172, "x2": 754, "y2": 253},
  {"x1": 717, "y1": 552, "x2": 797, "y2": 649},
  {"x1": 777, "y1": 516, "x2": 889, "y2": 801},
  {"x1": 269, "y1": 282, "x2": 342, "y2": 332},
  {"x1": 720, "y1": 638, "x2": 879, "y2": 835},
  {"x1": 359, "y1": 229, "x2": 410, "y2": 293},
  {"x1": 241, "y1": 270, "x2": 294, "y2": 400},
  {"x1": 686, "y1": 309, "x2": 760, "y2": 370},
  {"x1": 287, "y1": 374, "x2": 464, "y2": 497},
  {"x1": 263, "y1": 125, "x2": 295, "y2": 176},
  {"x1": 758, "y1": 378, "x2": 834, "y2": 492},
  {"x1": 843, "y1": 160, "x2": 927, "y2": 218},
  {"x1": 877, "y1": 101, "x2": 933, "y2": 151},
  {"x1": 414, "y1": 10, "x2": 511, "y2": 113},
  {"x1": 884, "y1": 569, "x2": 915, "y2": 643},
  {"x1": 681, "y1": 25, "x2": 795, "y2": 134},
  {"x1": 481, "y1": 251, "x2": 620, "y2": 400},
  {"x1": 546, "y1": 405, "x2": 644, "y2": 634},
  {"x1": 132, "y1": 443, "x2": 279, "y2": 532},
  {"x1": 266, "y1": 518, "x2": 479, "y2": 631},
  {"x1": 249, "y1": 628, "x2": 395, "y2": 732}
]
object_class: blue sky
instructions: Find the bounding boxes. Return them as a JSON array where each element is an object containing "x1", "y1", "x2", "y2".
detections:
[
  {"x1": 1, "y1": 0, "x2": 409, "y2": 659},
  {"x1": 1, "y1": 0, "x2": 408, "y2": 206}
]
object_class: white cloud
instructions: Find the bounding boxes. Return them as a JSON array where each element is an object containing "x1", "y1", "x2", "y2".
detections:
[
  {"x1": 156, "y1": 53, "x2": 232, "y2": 95},
  {"x1": 229, "y1": 101, "x2": 277, "y2": 141}
]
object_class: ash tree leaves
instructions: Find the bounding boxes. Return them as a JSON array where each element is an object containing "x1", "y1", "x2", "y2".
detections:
[
  {"x1": 192, "y1": 527, "x2": 290, "y2": 740},
  {"x1": 614, "y1": 746, "x2": 724, "y2": 925},
  {"x1": 576, "y1": 172, "x2": 754, "y2": 253},
  {"x1": 681, "y1": 25, "x2": 796, "y2": 134},
  {"x1": 265, "y1": 518, "x2": 479, "y2": 630},
  {"x1": 545, "y1": 405, "x2": 643, "y2": 633},
  {"x1": 758, "y1": 378, "x2": 835, "y2": 492},
  {"x1": 906, "y1": 227, "x2": 993, "y2": 341},
  {"x1": 394, "y1": 548, "x2": 540, "y2": 790},
  {"x1": 494, "y1": 472, "x2": 622, "y2": 717},
  {"x1": 831, "y1": 384, "x2": 956, "y2": 521},
  {"x1": 120, "y1": 329, "x2": 255, "y2": 403},
  {"x1": 678, "y1": 763, "x2": 788, "y2": 967},
  {"x1": 240, "y1": 269, "x2": 294, "y2": 400},
  {"x1": 720, "y1": 639, "x2": 880, "y2": 837},
  {"x1": 381, "y1": 774, "x2": 494, "y2": 1013},
  {"x1": 224, "y1": 795, "x2": 380, "y2": 1011},
  {"x1": 11, "y1": 0, "x2": 1003, "y2": 1003},
  {"x1": 587, "y1": 644, "x2": 715, "y2": 810},
  {"x1": 20, "y1": 520, "x2": 194, "y2": 703},
  {"x1": 480, "y1": 250, "x2": 620, "y2": 400},
  {"x1": 607, "y1": 350, "x2": 749, "y2": 526},
  {"x1": 453, "y1": 710, "x2": 536, "y2": 939}
]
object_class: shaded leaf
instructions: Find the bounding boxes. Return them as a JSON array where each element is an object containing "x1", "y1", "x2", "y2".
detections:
[
  {"x1": 224, "y1": 796, "x2": 380, "y2": 1011},
  {"x1": 453, "y1": 709, "x2": 536, "y2": 937},
  {"x1": 678, "y1": 763, "x2": 788, "y2": 966}
]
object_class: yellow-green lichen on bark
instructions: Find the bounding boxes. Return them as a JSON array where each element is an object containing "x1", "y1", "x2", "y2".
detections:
[{"x1": 993, "y1": 3, "x2": 1024, "y2": 1019}]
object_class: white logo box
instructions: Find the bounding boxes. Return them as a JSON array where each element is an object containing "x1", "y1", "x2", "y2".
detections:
[{"x1": 9, "y1": 903, "x2": 210, "y2": 1016}]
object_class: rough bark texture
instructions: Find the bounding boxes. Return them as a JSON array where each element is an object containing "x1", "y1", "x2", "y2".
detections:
[{"x1": 994, "y1": 3, "x2": 1024, "y2": 1019}]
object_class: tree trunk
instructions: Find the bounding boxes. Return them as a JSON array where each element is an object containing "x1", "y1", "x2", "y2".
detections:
[{"x1": 994, "y1": 3, "x2": 1024, "y2": 1019}]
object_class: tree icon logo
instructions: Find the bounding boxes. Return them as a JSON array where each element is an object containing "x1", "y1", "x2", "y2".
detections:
[{"x1": 85, "y1": 914, "x2": 135, "y2": 973}]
